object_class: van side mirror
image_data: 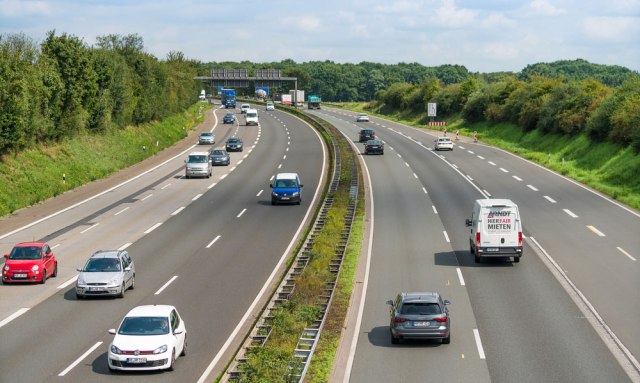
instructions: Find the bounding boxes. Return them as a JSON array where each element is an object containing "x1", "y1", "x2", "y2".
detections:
[
  {"x1": 108, "y1": 329, "x2": 116, "y2": 335},
  {"x1": 443, "y1": 299, "x2": 451, "y2": 305},
  {"x1": 299, "y1": 184, "x2": 304, "y2": 188},
  {"x1": 386, "y1": 300, "x2": 394, "y2": 306},
  {"x1": 465, "y1": 219, "x2": 472, "y2": 227}
]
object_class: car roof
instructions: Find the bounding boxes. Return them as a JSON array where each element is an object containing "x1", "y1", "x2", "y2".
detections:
[
  {"x1": 275, "y1": 172, "x2": 298, "y2": 180},
  {"x1": 13, "y1": 242, "x2": 44, "y2": 247},
  {"x1": 189, "y1": 151, "x2": 209, "y2": 156},
  {"x1": 400, "y1": 292, "x2": 440, "y2": 303},
  {"x1": 90, "y1": 250, "x2": 122, "y2": 259},
  {"x1": 125, "y1": 305, "x2": 176, "y2": 317}
]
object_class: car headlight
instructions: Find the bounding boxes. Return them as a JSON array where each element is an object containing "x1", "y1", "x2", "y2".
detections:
[
  {"x1": 3, "y1": 265, "x2": 9, "y2": 271},
  {"x1": 110, "y1": 344, "x2": 123, "y2": 354},
  {"x1": 292, "y1": 192, "x2": 299, "y2": 197},
  {"x1": 272, "y1": 192, "x2": 279, "y2": 197},
  {"x1": 31, "y1": 265, "x2": 39, "y2": 272},
  {"x1": 77, "y1": 277, "x2": 85, "y2": 285},
  {"x1": 153, "y1": 345, "x2": 168, "y2": 354}
]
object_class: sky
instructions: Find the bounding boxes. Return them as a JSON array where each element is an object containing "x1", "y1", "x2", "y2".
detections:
[{"x1": 1, "y1": 0, "x2": 639, "y2": 73}]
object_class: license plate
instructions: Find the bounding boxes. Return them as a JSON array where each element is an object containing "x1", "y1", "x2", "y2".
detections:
[
  {"x1": 14, "y1": 273, "x2": 27, "y2": 278},
  {"x1": 281, "y1": 197, "x2": 289, "y2": 200},
  {"x1": 127, "y1": 358, "x2": 146, "y2": 364},
  {"x1": 88, "y1": 287, "x2": 103, "y2": 292},
  {"x1": 413, "y1": 321, "x2": 430, "y2": 327},
  {"x1": 486, "y1": 248, "x2": 499, "y2": 252}
]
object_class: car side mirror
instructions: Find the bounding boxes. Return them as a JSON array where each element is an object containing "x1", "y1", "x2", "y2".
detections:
[
  {"x1": 465, "y1": 219, "x2": 472, "y2": 227},
  {"x1": 108, "y1": 329, "x2": 117, "y2": 335},
  {"x1": 4, "y1": 254, "x2": 9, "y2": 259},
  {"x1": 124, "y1": 266, "x2": 132, "y2": 271},
  {"x1": 443, "y1": 299, "x2": 451, "y2": 305},
  {"x1": 76, "y1": 268, "x2": 83, "y2": 272}
]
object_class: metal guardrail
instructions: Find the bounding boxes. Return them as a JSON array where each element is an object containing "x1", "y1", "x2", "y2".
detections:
[{"x1": 222, "y1": 113, "x2": 359, "y2": 382}]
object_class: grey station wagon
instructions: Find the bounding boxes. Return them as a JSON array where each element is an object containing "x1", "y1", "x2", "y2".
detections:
[
  {"x1": 76, "y1": 250, "x2": 135, "y2": 299},
  {"x1": 387, "y1": 291, "x2": 451, "y2": 344}
]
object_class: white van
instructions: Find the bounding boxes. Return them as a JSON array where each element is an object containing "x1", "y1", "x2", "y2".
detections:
[
  {"x1": 465, "y1": 199, "x2": 522, "y2": 263},
  {"x1": 245, "y1": 108, "x2": 259, "y2": 126}
]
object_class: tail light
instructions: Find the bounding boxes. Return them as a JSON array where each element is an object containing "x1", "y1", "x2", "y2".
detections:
[
  {"x1": 434, "y1": 317, "x2": 448, "y2": 323},
  {"x1": 518, "y1": 232, "x2": 522, "y2": 246},
  {"x1": 394, "y1": 317, "x2": 407, "y2": 323},
  {"x1": 476, "y1": 232, "x2": 481, "y2": 244}
]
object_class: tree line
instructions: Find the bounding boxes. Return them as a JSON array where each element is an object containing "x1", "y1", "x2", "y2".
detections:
[{"x1": 0, "y1": 31, "x2": 201, "y2": 156}]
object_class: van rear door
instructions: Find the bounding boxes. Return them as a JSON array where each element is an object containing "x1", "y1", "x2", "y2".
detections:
[{"x1": 481, "y1": 205, "x2": 518, "y2": 249}]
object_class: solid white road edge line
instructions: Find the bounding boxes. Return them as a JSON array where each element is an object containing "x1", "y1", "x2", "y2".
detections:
[
  {"x1": 528, "y1": 236, "x2": 640, "y2": 379},
  {"x1": 456, "y1": 268, "x2": 465, "y2": 286},
  {"x1": 206, "y1": 235, "x2": 221, "y2": 249},
  {"x1": 473, "y1": 329, "x2": 486, "y2": 359},
  {"x1": 432, "y1": 205, "x2": 438, "y2": 214},
  {"x1": 144, "y1": 222, "x2": 162, "y2": 234},
  {"x1": 58, "y1": 341, "x2": 103, "y2": 376},
  {"x1": 119, "y1": 242, "x2": 132, "y2": 250},
  {"x1": 193, "y1": 193, "x2": 203, "y2": 201},
  {"x1": 57, "y1": 275, "x2": 78, "y2": 289},
  {"x1": 616, "y1": 247, "x2": 636, "y2": 261},
  {"x1": 196, "y1": 111, "x2": 327, "y2": 383},
  {"x1": 155, "y1": 276, "x2": 178, "y2": 295},
  {"x1": 0, "y1": 308, "x2": 29, "y2": 328}
]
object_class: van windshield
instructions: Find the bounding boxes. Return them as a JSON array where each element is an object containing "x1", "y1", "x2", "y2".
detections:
[
  {"x1": 275, "y1": 179, "x2": 297, "y2": 188},
  {"x1": 188, "y1": 155, "x2": 208, "y2": 163},
  {"x1": 247, "y1": 112, "x2": 257, "y2": 118}
]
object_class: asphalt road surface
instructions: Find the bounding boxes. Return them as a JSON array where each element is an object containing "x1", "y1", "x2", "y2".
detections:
[
  {"x1": 0, "y1": 104, "x2": 326, "y2": 382},
  {"x1": 311, "y1": 108, "x2": 638, "y2": 383}
]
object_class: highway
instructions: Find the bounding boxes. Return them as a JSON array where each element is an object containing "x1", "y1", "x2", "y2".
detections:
[
  {"x1": 311, "y1": 108, "x2": 638, "y2": 383},
  {"x1": 0, "y1": 104, "x2": 326, "y2": 382}
]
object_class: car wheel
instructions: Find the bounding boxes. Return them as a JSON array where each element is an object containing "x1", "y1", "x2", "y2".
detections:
[
  {"x1": 167, "y1": 349, "x2": 176, "y2": 371},
  {"x1": 118, "y1": 283, "x2": 125, "y2": 298},
  {"x1": 41, "y1": 270, "x2": 47, "y2": 284},
  {"x1": 474, "y1": 253, "x2": 482, "y2": 263},
  {"x1": 442, "y1": 333, "x2": 451, "y2": 344},
  {"x1": 52, "y1": 263, "x2": 58, "y2": 277},
  {"x1": 180, "y1": 335, "x2": 187, "y2": 356},
  {"x1": 130, "y1": 274, "x2": 135, "y2": 290},
  {"x1": 514, "y1": 256, "x2": 520, "y2": 263},
  {"x1": 390, "y1": 331, "x2": 400, "y2": 345}
]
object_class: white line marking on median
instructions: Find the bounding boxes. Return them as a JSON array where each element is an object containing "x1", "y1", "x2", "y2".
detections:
[
  {"x1": 144, "y1": 223, "x2": 162, "y2": 234},
  {"x1": 477, "y1": 155, "x2": 485, "y2": 160},
  {"x1": 500, "y1": 167, "x2": 509, "y2": 173},
  {"x1": 0, "y1": 308, "x2": 29, "y2": 328},
  {"x1": 616, "y1": 247, "x2": 636, "y2": 261},
  {"x1": 119, "y1": 243, "x2": 132, "y2": 250},
  {"x1": 278, "y1": 164, "x2": 282, "y2": 169},
  {"x1": 80, "y1": 223, "x2": 99, "y2": 234},
  {"x1": 587, "y1": 225, "x2": 606, "y2": 237},
  {"x1": 206, "y1": 235, "x2": 221, "y2": 249},
  {"x1": 208, "y1": 182, "x2": 217, "y2": 189},
  {"x1": 257, "y1": 189, "x2": 264, "y2": 197},
  {"x1": 192, "y1": 193, "x2": 203, "y2": 201},
  {"x1": 473, "y1": 329, "x2": 486, "y2": 359},
  {"x1": 405, "y1": 162, "x2": 409, "y2": 167},
  {"x1": 237, "y1": 160, "x2": 243, "y2": 165},
  {"x1": 432, "y1": 206, "x2": 438, "y2": 214},
  {"x1": 513, "y1": 176, "x2": 522, "y2": 181},
  {"x1": 483, "y1": 189, "x2": 492, "y2": 197},
  {"x1": 467, "y1": 150, "x2": 474, "y2": 154},
  {"x1": 544, "y1": 195, "x2": 557, "y2": 203},
  {"x1": 467, "y1": 175, "x2": 474, "y2": 181},
  {"x1": 456, "y1": 268, "x2": 465, "y2": 286},
  {"x1": 161, "y1": 183, "x2": 171, "y2": 190},
  {"x1": 114, "y1": 207, "x2": 129, "y2": 216},
  {"x1": 57, "y1": 275, "x2": 78, "y2": 289},
  {"x1": 172, "y1": 207, "x2": 185, "y2": 215},
  {"x1": 237, "y1": 208, "x2": 247, "y2": 218},
  {"x1": 443, "y1": 231, "x2": 450, "y2": 243},
  {"x1": 220, "y1": 174, "x2": 228, "y2": 179},
  {"x1": 413, "y1": 173, "x2": 418, "y2": 179},
  {"x1": 563, "y1": 209, "x2": 578, "y2": 218},
  {"x1": 527, "y1": 184, "x2": 539, "y2": 191},
  {"x1": 488, "y1": 161, "x2": 496, "y2": 166},
  {"x1": 458, "y1": 146, "x2": 465, "y2": 150},
  {"x1": 58, "y1": 341, "x2": 103, "y2": 376},
  {"x1": 423, "y1": 187, "x2": 428, "y2": 194},
  {"x1": 155, "y1": 276, "x2": 178, "y2": 295}
]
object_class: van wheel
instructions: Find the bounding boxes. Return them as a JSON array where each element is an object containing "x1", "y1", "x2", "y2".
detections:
[{"x1": 514, "y1": 256, "x2": 520, "y2": 263}]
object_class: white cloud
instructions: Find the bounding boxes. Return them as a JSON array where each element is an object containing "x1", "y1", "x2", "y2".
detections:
[
  {"x1": 0, "y1": 0, "x2": 50, "y2": 17},
  {"x1": 582, "y1": 16, "x2": 640, "y2": 42},
  {"x1": 296, "y1": 15, "x2": 321, "y2": 32},
  {"x1": 435, "y1": 0, "x2": 479, "y2": 28},
  {"x1": 528, "y1": 0, "x2": 564, "y2": 16}
]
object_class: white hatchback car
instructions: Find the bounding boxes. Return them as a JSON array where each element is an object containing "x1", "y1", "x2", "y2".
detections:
[
  {"x1": 240, "y1": 103, "x2": 251, "y2": 114},
  {"x1": 266, "y1": 101, "x2": 275, "y2": 111},
  {"x1": 108, "y1": 305, "x2": 187, "y2": 371},
  {"x1": 356, "y1": 113, "x2": 370, "y2": 122},
  {"x1": 434, "y1": 137, "x2": 454, "y2": 151}
]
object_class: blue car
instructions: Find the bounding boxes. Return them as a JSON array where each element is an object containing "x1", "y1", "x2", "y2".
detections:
[{"x1": 270, "y1": 173, "x2": 303, "y2": 205}]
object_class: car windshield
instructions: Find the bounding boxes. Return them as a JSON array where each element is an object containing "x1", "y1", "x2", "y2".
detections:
[
  {"x1": 228, "y1": 139, "x2": 240, "y2": 144},
  {"x1": 188, "y1": 155, "x2": 208, "y2": 163},
  {"x1": 247, "y1": 112, "x2": 257, "y2": 117},
  {"x1": 118, "y1": 316, "x2": 170, "y2": 335},
  {"x1": 225, "y1": 114, "x2": 234, "y2": 118},
  {"x1": 400, "y1": 302, "x2": 441, "y2": 315},
  {"x1": 212, "y1": 150, "x2": 226, "y2": 155},
  {"x1": 200, "y1": 133, "x2": 212, "y2": 137},
  {"x1": 275, "y1": 179, "x2": 297, "y2": 188},
  {"x1": 9, "y1": 246, "x2": 41, "y2": 260},
  {"x1": 83, "y1": 257, "x2": 121, "y2": 272}
]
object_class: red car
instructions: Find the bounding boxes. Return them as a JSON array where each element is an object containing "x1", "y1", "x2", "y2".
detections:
[{"x1": 3, "y1": 242, "x2": 58, "y2": 284}]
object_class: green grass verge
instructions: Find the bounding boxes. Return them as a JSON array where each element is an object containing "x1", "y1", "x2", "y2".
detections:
[
  {"x1": 340, "y1": 103, "x2": 640, "y2": 210},
  {"x1": 0, "y1": 102, "x2": 211, "y2": 217}
]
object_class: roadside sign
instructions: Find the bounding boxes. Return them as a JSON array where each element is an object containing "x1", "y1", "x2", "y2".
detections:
[{"x1": 428, "y1": 103, "x2": 437, "y2": 117}]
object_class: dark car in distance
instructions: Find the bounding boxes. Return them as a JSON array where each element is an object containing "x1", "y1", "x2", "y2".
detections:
[
  {"x1": 210, "y1": 149, "x2": 230, "y2": 166},
  {"x1": 359, "y1": 129, "x2": 376, "y2": 143},
  {"x1": 364, "y1": 139, "x2": 384, "y2": 155},
  {"x1": 226, "y1": 137, "x2": 244, "y2": 152},
  {"x1": 223, "y1": 112, "x2": 235, "y2": 124}
]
